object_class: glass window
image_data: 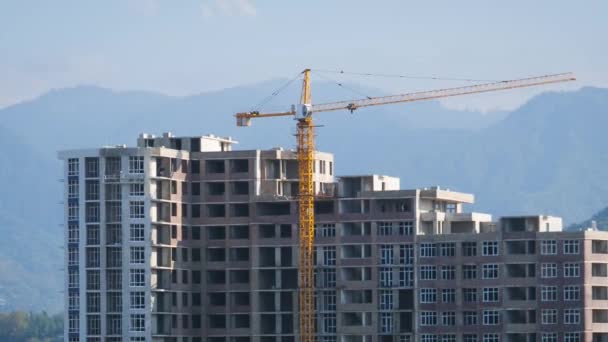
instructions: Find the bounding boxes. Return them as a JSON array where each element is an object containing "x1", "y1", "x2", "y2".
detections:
[
  {"x1": 129, "y1": 156, "x2": 145, "y2": 174},
  {"x1": 563, "y1": 240, "x2": 580, "y2": 255},
  {"x1": 482, "y1": 241, "x2": 499, "y2": 256},
  {"x1": 541, "y1": 240, "x2": 557, "y2": 255}
]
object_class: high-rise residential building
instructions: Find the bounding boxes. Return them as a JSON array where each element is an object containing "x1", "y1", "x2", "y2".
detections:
[{"x1": 59, "y1": 132, "x2": 608, "y2": 342}]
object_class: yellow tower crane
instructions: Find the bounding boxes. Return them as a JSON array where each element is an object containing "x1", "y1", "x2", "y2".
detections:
[{"x1": 235, "y1": 69, "x2": 575, "y2": 342}]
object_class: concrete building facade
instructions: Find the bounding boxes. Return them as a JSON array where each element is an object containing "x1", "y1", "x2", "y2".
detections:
[{"x1": 59, "y1": 133, "x2": 608, "y2": 342}]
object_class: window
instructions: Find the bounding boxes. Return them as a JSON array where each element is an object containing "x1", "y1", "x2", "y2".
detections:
[
  {"x1": 68, "y1": 202, "x2": 79, "y2": 221},
  {"x1": 420, "y1": 312, "x2": 437, "y2": 326},
  {"x1": 87, "y1": 315, "x2": 101, "y2": 335},
  {"x1": 86, "y1": 180, "x2": 99, "y2": 200},
  {"x1": 129, "y1": 156, "x2": 144, "y2": 174},
  {"x1": 130, "y1": 247, "x2": 145, "y2": 264},
  {"x1": 541, "y1": 263, "x2": 558, "y2": 278},
  {"x1": 463, "y1": 265, "x2": 477, "y2": 280},
  {"x1": 379, "y1": 245, "x2": 394, "y2": 265},
  {"x1": 542, "y1": 309, "x2": 558, "y2": 324},
  {"x1": 68, "y1": 247, "x2": 79, "y2": 266},
  {"x1": 68, "y1": 292, "x2": 79, "y2": 310},
  {"x1": 87, "y1": 270, "x2": 100, "y2": 290},
  {"x1": 564, "y1": 263, "x2": 580, "y2": 277},
  {"x1": 379, "y1": 290, "x2": 393, "y2": 310},
  {"x1": 442, "y1": 335, "x2": 456, "y2": 342},
  {"x1": 482, "y1": 241, "x2": 499, "y2": 256},
  {"x1": 68, "y1": 158, "x2": 79, "y2": 176},
  {"x1": 482, "y1": 264, "x2": 498, "y2": 279},
  {"x1": 440, "y1": 243, "x2": 455, "y2": 257},
  {"x1": 420, "y1": 243, "x2": 437, "y2": 257},
  {"x1": 398, "y1": 221, "x2": 413, "y2": 235},
  {"x1": 463, "y1": 288, "x2": 477, "y2": 303},
  {"x1": 68, "y1": 269, "x2": 79, "y2": 288},
  {"x1": 86, "y1": 203, "x2": 100, "y2": 222},
  {"x1": 463, "y1": 311, "x2": 477, "y2": 325},
  {"x1": 462, "y1": 242, "x2": 477, "y2": 256},
  {"x1": 564, "y1": 240, "x2": 580, "y2": 255},
  {"x1": 130, "y1": 292, "x2": 145, "y2": 309},
  {"x1": 68, "y1": 314, "x2": 79, "y2": 333},
  {"x1": 541, "y1": 240, "x2": 557, "y2": 255},
  {"x1": 399, "y1": 267, "x2": 414, "y2": 287},
  {"x1": 317, "y1": 223, "x2": 336, "y2": 237},
  {"x1": 399, "y1": 245, "x2": 414, "y2": 265},
  {"x1": 68, "y1": 224, "x2": 79, "y2": 243},
  {"x1": 130, "y1": 314, "x2": 146, "y2": 332},
  {"x1": 564, "y1": 309, "x2": 580, "y2": 324},
  {"x1": 483, "y1": 334, "x2": 499, "y2": 342},
  {"x1": 129, "y1": 201, "x2": 145, "y2": 219},
  {"x1": 442, "y1": 289, "x2": 456, "y2": 303},
  {"x1": 420, "y1": 288, "x2": 437, "y2": 303},
  {"x1": 68, "y1": 178, "x2": 79, "y2": 198},
  {"x1": 130, "y1": 269, "x2": 145, "y2": 287},
  {"x1": 441, "y1": 265, "x2": 455, "y2": 280},
  {"x1": 323, "y1": 246, "x2": 337, "y2": 266},
  {"x1": 86, "y1": 247, "x2": 100, "y2": 267},
  {"x1": 463, "y1": 335, "x2": 477, "y2": 342},
  {"x1": 85, "y1": 157, "x2": 99, "y2": 177},
  {"x1": 129, "y1": 183, "x2": 145, "y2": 196},
  {"x1": 421, "y1": 335, "x2": 438, "y2": 342},
  {"x1": 541, "y1": 333, "x2": 558, "y2": 342},
  {"x1": 564, "y1": 333, "x2": 581, "y2": 342},
  {"x1": 377, "y1": 222, "x2": 392, "y2": 236},
  {"x1": 87, "y1": 292, "x2": 101, "y2": 312},
  {"x1": 442, "y1": 311, "x2": 456, "y2": 326},
  {"x1": 379, "y1": 312, "x2": 392, "y2": 333},
  {"x1": 379, "y1": 267, "x2": 393, "y2": 287},
  {"x1": 541, "y1": 286, "x2": 557, "y2": 302},
  {"x1": 130, "y1": 224, "x2": 145, "y2": 242},
  {"x1": 483, "y1": 288, "x2": 499, "y2": 302},
  {"x1": 564, "y1": 286, "x2": 580, "y2": 301},
  {"x1": 87, "y1": 225, "x2": 100, "y2": 245},
  {"x1": 419, "y1": 266, "x2": 437, "y2": 280},
  {"x1": 483, "y1": 310, "x2": 500, "y2": 325}
]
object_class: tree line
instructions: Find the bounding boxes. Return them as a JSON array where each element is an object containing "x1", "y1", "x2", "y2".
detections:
[{"x1": 0, "y1": 311, "x2": 62, "y2": 342}]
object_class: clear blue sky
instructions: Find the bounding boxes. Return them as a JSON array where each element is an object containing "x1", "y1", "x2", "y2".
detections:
[{"x1": 1, "y1": 0, "x2": 606, "y2": 110}]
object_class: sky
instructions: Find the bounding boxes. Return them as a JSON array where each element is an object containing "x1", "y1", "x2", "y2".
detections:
[{"x1": 1, "y1": 0, "x2": 607, "y2": 111}]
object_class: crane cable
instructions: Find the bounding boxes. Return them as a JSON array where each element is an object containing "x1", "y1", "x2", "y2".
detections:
[
  {"x1": 312, "y1": 68, "x2": 503, "y2": 83},
  {"x1": 252, "y1": 71, "x2": 303, "y2": 112},
  {"x1": 311, "y1": 70, "x2": 373, "y2": 100}
]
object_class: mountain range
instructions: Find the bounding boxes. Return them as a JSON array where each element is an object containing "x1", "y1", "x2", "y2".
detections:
[{"x1": 0, "y1": 80, "x2": 606, "y2": 312}]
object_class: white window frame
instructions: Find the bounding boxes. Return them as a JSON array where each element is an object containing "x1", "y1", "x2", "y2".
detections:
[
  {"x1": 541, "y1": 286, "x2": 558, "y2": 302},
  {"x1": 564, "y1": 286, "x2": 580, "y2": 301},
  {"x1": 541, "y1": 309, "x2": 558, "y2": 324},
  {"x1": 128, "y1": 156, "x2": 145, "y2": 174},
  {"x1": 130, "y1": 291, "x2": 145, "y2": 309},
  {"x1": 541, "y1": 263, "x2": 558, "y2": 278},
  {"x1": 482, "y1": 241, "x2": 499, "y2": 256},
  {"x1": 482, "y1": 310, "x2": 500, "y2": 325},
  {"x1": 130, "y1": 269, "x2": 145, "y2": 287},
  {"x1": 420, "y1": 288, "x2": 437, "y2": 303},
  {"x1": 129, "y1": 201, "x2": 145, "y2": 219},
  {"x1": 482, "y1": 287, "x2": 499, "y2": 303},
  {"x1": 130, "y1": 224, "x2": 145, "y2": 242},
  {"x1": 564, "y1": 263, "x2": 580, "y2": 278},
  {"x1": 541, "y1": 240, "x2": 557, "y2": 255},
  {"x1": 129, "y1": 183, "x2": 145, "y2": 196},
  {"x1": 482, "y1": 264, "x2": 498, "y2": 279},
  {"x1": 564, "y1": 309, "x2": 581, "y2": 324},
  {"x1": 564, "y1": 240, "x2": 580, "y2": 255},
  {"x1": 130, "y1": 313, "x2": 146, "y2": 332},
  {"x1": 68, "y1": 158, "x2": 79, "y2": 176}
]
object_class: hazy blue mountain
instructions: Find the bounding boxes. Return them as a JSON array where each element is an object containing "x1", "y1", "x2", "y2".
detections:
[
  {"x1": 0, "y1": 125, "x2": 62, "y2": 312},
  {"x1": 0, "y1": 81, "x2": 606, "y2": 312},
  {"x1": 568, "y1": 206, "x2": 608, "y2": 231}
]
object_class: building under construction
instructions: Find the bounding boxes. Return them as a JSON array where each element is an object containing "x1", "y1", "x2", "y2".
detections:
[{"x1": 60, "y1": 132, "x2": 608, "y2": 342}]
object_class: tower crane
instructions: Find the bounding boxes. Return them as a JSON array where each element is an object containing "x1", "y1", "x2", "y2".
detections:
[{"x1": 235, "y1": 69, "x2": 575, "y2": 342}]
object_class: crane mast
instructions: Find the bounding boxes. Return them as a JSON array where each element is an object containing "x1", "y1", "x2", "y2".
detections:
[
  {"x1": 296, "y1": 69, "x2": 315, "y2": 342},
  {"x1": 235, "y1": 69, "x2": 575, "y2": 342}
]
